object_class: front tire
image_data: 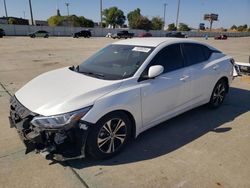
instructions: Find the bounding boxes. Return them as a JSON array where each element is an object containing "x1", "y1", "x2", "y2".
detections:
[
  {"x1": 86, "y1": 112, "x2": 131, "y2": 159},
  {"x1": 208, "y1": 79, "x2": 228, "y2": 108}
]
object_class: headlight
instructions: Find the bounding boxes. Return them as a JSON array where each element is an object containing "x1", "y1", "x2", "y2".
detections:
[{"x1": 31, "y1": 106, "x2": 92, "y2": 129}]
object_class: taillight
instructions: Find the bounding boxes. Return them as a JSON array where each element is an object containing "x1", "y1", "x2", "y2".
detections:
[{"x1": 230, "y1": 58, "x2": 241, "y2": 77}]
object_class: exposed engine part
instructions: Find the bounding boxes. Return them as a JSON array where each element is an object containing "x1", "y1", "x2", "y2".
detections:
[
  {"x1": 79, "y1": 122, "x2": 88, "y2": 130},
  {"x1": 9, "y1": 96, "x2": 92, "y2": 161},
  {"x1": 54, "y1": 132, "x2": 67, "y2": 145},
  {"x1": 40, "y1": 146, "x2": 56, "y2": 160}
]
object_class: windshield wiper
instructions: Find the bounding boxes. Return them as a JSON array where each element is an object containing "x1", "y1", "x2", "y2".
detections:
[
  {"x1": 69, "y1": 65, "x2": 80, "y2": 72},
  {"x1": 80, "y1": 71, "x2": 105, "y2": 78}
]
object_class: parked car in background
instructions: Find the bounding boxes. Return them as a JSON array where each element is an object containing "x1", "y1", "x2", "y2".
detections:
[
  {"x1": 9, "y1": 38, "x2": 238, "y2": 161},
  {"x1": 138, "y1": 32, "x2": 152, "y2": 37},
  {"x1": 165, "y1": 32, "x2": 187, "y2": 38},
  {"x1": 0, "y1": 28, "x2": 5, "y2": 38},
  {"x1": 214, "y1": 34, "x2": 228, "y2": 40},
  {"x1": 111, "y1": 30, "x2": 134, "y2": 39},
  {"x1": 29, "y1": 30, "x2": 49, "y2": 38},
  {"x1": 73, "y1": 30, "x2": 92, "y2": 38},
  {"x1": 105, "y1": 33, "x2": 112, "y2": 38}
]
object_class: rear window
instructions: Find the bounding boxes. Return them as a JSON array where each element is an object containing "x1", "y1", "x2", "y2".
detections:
[{"x1": 182, "y1": 43, "x2": 211, "y2": 66}]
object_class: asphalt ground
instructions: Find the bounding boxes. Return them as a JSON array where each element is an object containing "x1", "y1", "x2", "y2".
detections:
[{"x1": 0, "y1": 37, "x2": 249, "y2": 188}]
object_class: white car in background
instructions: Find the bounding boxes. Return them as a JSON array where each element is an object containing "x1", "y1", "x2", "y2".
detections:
[
  {"x1": 105, "y1": 32, "x2": 112, "y2": 38},
  {"x1": 9, "y1": 38, "x2": 237, "y2": 161}
]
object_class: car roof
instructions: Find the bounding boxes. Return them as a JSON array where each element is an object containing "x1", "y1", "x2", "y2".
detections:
[{"x1": 113, "y1": 37, "x2": 219, "y2": 51}]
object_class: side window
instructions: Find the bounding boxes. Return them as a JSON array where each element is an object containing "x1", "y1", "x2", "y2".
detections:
[
  {"x1": 201, "y1": 46, "x2": 212, "y2": 60},
  {"x1": 152, "y1": 44, "x2": 184, "y2": 73},
  {"x1": 182, "y1": 43, "x2": 210, "y2": 66}
]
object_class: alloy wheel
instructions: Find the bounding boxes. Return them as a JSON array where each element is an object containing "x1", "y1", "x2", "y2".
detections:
[
  {"x1": 97, "y1": 118, "x2": 127, "y2": 154},
  {"x1": 212, "y1": 83, "x2": 226, "y2": 106}
]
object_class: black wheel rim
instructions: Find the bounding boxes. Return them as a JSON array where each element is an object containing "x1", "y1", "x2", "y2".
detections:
[
  {"x1": 97, "y1": 118, "x2": 127, "y2": 154},
  {"x1": 212, "y1": 83, "x2": 226, "y2": 106}
]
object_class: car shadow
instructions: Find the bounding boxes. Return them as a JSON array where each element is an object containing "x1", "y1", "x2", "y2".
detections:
[{"x1": 64, "y1": 87, "x2": 250, "y2": 169}]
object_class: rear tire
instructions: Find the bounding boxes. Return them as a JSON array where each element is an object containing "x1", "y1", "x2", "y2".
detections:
[
  {"x1": 86, "y1": 112, "x2": 131, "y2": 159},
  {"x1": 208, "y1": 79, "x2": 228, "y2": 108}
]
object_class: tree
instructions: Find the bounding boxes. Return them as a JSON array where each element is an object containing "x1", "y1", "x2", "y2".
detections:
[
  {"x1": 47, "y1": 15, "x2": 94, "y2": 27},
  {"x1": 8, "y1": 18, "x2": 17, "y2": 24},
  {"x1": 151, "y1": 17, "x2": 164, "y2": 30},
  {"x1": 237, "y1": 25, "x2": 248, "y2": 32},
  {"x1": 101, "y1": 22, "x2": 106, "y2": 28},
  {"x1": 136, "y1": 16, "x2": 152, "y2": 30},
  {"x1": 178, "y1": 23, "x2": 190, "y2": 31},
  {"x1": 103, "y1": 7, "x2": 126, "y2": 28},
  {"x1": 48, "y1": 16, "x2": 62, "y2": 26},
  {"x1": 127, "y1": 8, "x2": 141, "y2": 29},
  {"x1": 67, "y1": 15, "x2": 81, "y2": 27},
  {"x1": 78, "y1": 16, "x2": 94, "y2": 28},
  {"x1": 167, "y1": 23, "x2": 177, "y2": 31},
  {"x1": 230, "y1": 25, "x2": 237, "y2": 30}
]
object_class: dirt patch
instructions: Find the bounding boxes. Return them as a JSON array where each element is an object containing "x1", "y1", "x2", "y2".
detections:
[
  {"x1": 240, "y1": 75, "x2": 250, "y2": 83},
  {"x1": 32, "y1": 59, "x2": 44, "y2": 62},
  {"x1": 42, "y1": 62, "x2": 60, "y2": 66}
]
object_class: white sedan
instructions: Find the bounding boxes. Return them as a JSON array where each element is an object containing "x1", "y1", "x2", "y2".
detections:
[{"x1": 9, "y1": 38, "x2": 237, "y2": 160}]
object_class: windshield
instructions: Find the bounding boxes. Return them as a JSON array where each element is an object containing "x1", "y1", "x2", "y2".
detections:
[{"x1": 78, "y1": 44, "x2": 154, "y2": 80}]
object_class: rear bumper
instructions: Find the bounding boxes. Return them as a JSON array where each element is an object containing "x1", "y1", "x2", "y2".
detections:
[{"x1": 235, "y1": 62, "x2": 250, "y2": 75}]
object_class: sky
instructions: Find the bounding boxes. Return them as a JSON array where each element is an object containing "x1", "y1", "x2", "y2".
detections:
[{"x1": 0, "y1": 0, "x2": 250, "y2": 29}]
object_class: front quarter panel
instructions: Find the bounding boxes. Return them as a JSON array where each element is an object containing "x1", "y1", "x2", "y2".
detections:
[{"x1": 82, "y1": 78, "x2": 142, "y2": 137}]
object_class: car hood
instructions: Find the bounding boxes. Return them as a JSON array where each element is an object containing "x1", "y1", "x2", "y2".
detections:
[{"x1": 15, "y1": 67, "x2": 122, "y2": 116}]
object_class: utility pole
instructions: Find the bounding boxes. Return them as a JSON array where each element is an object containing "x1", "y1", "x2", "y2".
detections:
[
  {"x1": 65, "y1": 3, "x2": 69, "y2": 16},
  {"x1": 163, "y1": 3, "x2": 167, "y2": 30},
  {"x1": 3, "y1": 0, "x2": 8, "y2": 17},
  {"x1": 29, "y1": 0, "x2": 34, "y2": 25},
  {"x1": 176, "y1": 0, "x2": 180, "y2": 29},
  {"x1": 100, "y1": 0, "x2": 103, "y2": 27}
]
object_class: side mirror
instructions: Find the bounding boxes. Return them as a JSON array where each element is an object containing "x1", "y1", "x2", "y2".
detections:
[{"x1": 148, "y1": 65, "x2": 164, "y2": 78}]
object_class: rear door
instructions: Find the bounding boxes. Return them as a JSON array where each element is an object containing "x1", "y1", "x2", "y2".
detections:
[
  {"x1": 140, "y1": 44, "x2": 191, "y2": 127},
  {"x1": 181, "y1": 43, "x2": 215, "y2": 104}
]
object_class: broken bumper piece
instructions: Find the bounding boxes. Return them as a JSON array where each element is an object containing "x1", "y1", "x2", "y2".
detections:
[
  {"x1": 10, "y1": 116, "x2": 91, "y2": 161},
  {"x1": 9, "y1": 96, "x2": 91, "y2": 161}
]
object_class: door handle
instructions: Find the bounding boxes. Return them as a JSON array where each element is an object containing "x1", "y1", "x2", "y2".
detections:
[
  {"x1": 213, "y1": 65, "x2": 219, "y2": 70},
  {"x1": 180, "y1": 75, "x2": 189, "y2": 81}
]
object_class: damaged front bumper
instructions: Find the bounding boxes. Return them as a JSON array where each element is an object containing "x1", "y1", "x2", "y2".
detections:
[{"x1": 9, "y1": 96, "x2": 91, "y2": 161}]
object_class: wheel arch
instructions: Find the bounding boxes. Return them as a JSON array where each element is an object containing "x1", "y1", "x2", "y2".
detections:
[{"x1": 96, "y1": 109, "x2": 137, "y2": 139}]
